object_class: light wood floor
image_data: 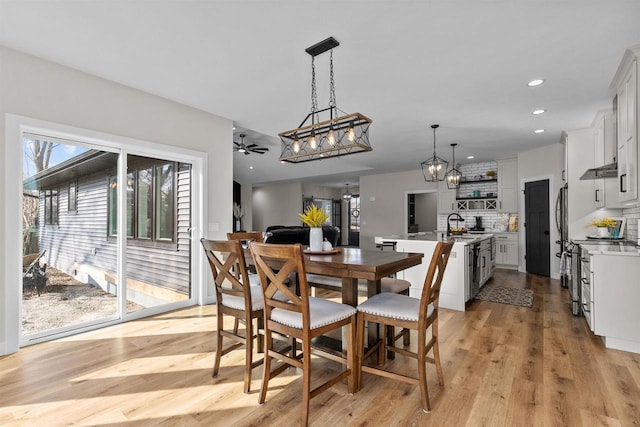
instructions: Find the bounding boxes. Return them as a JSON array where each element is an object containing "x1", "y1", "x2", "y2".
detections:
[{"x1": 1, "y1": 269, "x2": 639, "y2": 426}]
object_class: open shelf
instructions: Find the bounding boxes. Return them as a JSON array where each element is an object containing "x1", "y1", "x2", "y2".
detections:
[
  {"x1": 459, "y1": 178, "x2": 497, "y2": 184},
  {"x1": 456, "y1": 196, "x2": 497, "y2": 200}
]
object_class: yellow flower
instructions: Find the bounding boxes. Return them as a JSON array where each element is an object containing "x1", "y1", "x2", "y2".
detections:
[
  {"x1": 589, "y1": 217, "x2": 616, "y2": 228},
  {"x1": 299, "y1": 204, "x2": 330, "y2": 228}
]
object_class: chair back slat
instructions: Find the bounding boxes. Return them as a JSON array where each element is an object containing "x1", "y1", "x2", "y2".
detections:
[
  {"x1": 419, "y1": 240, "x2": 455, "y2": 321},
  {"x1": 227, "y1": 231, "x2": 263, "y2": 245},
  {"x1": 201, "y1": 238, "x2": 253, "y2": 309},
  {"x1": 250, "y1": 242, "x2": 310, "y2": 326}
]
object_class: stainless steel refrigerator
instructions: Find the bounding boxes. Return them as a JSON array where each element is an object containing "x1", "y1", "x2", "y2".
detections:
[{"x1": 555, "y1": 183, "x2": 569, "y2": 288}]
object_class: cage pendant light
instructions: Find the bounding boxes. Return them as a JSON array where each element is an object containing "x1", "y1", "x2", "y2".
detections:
[
  {"x1": 342, "y1": 183, "x2": 353, "y2": 200},
  {"x1": 421, "y1": 124, "x2": 448, "y2": 182},
  {"x1": 445, "y1": 143, "x2": 462, "y2": 189},
  {"x1": 279, "y1": 37, "x2": 373, "y2": 163}
]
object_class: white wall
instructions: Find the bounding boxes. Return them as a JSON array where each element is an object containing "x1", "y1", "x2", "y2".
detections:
[
  {"x1": 251, "y1": 183, "x2": 303, "y2": 231},
  {"x1": 359, "y1": 170, "x2": 439, "y2": 249},
  {"x1": 0, "y1": 46, "x2": 232, "y2": 354},
  {"x1": 517, "y1": 143, "x2": 564, "y2": 279}
]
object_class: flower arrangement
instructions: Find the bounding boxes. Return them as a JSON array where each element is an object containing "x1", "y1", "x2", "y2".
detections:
[
  {"x1": 589, "y1": 217, "x2": 616, "y2": 228},
  {"x1": 486, "y1": 170, "x2": 496, "y2": 177},
  {"x1": 299, "y1": 204, "x2": 330, "y2": 227}
]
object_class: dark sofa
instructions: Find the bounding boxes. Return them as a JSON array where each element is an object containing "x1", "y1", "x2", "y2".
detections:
[{"x1": 264, "y1": 225, "x2": 340, "y2": 247}]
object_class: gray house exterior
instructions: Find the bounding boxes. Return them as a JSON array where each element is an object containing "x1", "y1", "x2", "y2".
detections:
[{"x1": 24, "y1": 150, "x2": 192, "y2": 306}]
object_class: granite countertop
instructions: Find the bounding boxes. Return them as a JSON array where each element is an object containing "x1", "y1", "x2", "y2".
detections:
[{"x1": 581, "y1": 243, "x2": 640, "y2": 257}]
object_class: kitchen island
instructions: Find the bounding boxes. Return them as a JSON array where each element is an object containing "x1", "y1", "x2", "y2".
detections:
[{"x1": 376, "y1": 232, "x2": 495, "y2": 311}]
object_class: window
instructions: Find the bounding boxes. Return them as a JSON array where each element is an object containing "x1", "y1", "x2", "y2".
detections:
[
  {"x1": 108, "y1": 160, "x2": 176, "y2": 244},
  {"x1": 68, "y1": 182, "x2": 77, "y2": 212},
  {"x1": 44, "y1": 188, "x2": 58, "y2": 225}
]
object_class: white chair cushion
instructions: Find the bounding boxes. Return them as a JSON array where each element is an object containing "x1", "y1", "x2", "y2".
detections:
[
  {"x1": 271, "y1": 297, "x2": 356, "y2": 330},
  {"x1": 357, "y1": 292, "x2": 433, "y2": 322},
  {"x1": 222, "y1": 284, "x2": 264, "y2": 311},
  {"x1": 248, "y1": 273, "x2": 261, "y2": 287},
  {"x1": 306, "y1": 275, "x2": 410, "y2": 294}
]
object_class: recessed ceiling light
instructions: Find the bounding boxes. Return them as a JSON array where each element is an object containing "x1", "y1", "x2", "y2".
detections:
[
  {"x1": 233, "y1": 126, "x2": 236, "y2": 130},
  {"x1": 467, "y1": 155, "x2": 475, "y2": 159},
  {"x1": 534, "y1": 129, "x2": 545, "y2": 134},
  {"x1": 280, "y1": 160, "x2": 285, "y2": 164},
  {"x1": 532, "y1": 109, "x2": 546, "y2": 115},
  {"x1": 249, "y1": 166, "x2": 254, "y2": 169},
  {"x1": 527, "y1": 79, "x2": 545, "y2": 87}
]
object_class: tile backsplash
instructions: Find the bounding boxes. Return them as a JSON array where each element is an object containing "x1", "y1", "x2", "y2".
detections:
[
  {"x1": 437, "y1": 160, "x2": 517, "y2": 231},
  {"x1": 623, "y1": 205, "x2": 639, "y2": 242}
]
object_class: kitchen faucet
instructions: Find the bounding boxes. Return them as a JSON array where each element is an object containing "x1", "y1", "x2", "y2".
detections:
[{"x1": 446, "y1": 213, "x2": 465, "y2": 236}]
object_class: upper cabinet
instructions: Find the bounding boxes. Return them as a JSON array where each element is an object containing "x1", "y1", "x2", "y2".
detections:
[
  {"x1": 497, "y1": 158, "x2": 518, "y2": 212},
  {"x1": 592, "y1": 109, "x2": 624, "y2": 208},
  {"x1": 611, "y1": 45, "x2": 640, "y2": 204},
  {"x1": 437, "y1": 180, "x2": 456, "y2": 214}
]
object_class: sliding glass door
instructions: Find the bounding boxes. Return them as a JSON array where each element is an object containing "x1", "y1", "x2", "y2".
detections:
[{"x1": 20, "y1": 135, "x2": 193, "y2": 343}]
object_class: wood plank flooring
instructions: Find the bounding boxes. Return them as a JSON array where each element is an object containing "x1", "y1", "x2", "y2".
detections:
[{"x1": 1, "y1": 269, "x2": 639, "y2": 426}]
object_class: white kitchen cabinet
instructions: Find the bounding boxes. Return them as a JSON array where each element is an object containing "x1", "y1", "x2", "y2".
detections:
[
  {"x1": 590, "y1": 253, "x2": 640, "y2": 353},
  {"x1": 497, "y1": 158, "x2": 518, "y2": 212},
  {"x1": 479, "y1": 237, "x2": 495, "y2": 285},
  {"x1": 494, "y1": 232, "x2": 518, "y2": 268},
  {"x1": 592, "y1": 109, "x2": 623, "y2": 208},
  {"x1": 394, "y1": 238, "x2": 468, "y2": 311},
  {"x1": 593, "y1": 114, "x2": 606, "y2": 209},
  {"x1": 437, "y1": 180, "x2": 456, "y2": 214},
  {"x1": 611, "y1": 45, "x2": 640, "y2": 204}
]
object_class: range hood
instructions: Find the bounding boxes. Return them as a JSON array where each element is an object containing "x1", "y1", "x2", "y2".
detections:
[{"x1": 580, "y1": 162, "x2": 618, "y2": 180}]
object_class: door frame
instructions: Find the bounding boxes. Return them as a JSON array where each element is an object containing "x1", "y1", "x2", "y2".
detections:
[
  {"x1": 404, "y1": 189, "x2": 438, "y2": 234},
  {"x1": 4, "y1": 114, "x2": 208, "y2": 353},
  {"x1": 519, "y1": 174, "x2": 556, "y2": 278}
]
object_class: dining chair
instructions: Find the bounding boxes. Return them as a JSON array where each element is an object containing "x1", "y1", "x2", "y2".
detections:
[
  {"x1": 200, "y1": 238, "x2": 264, "y2": 394},
  {"x1": 355, "y1": 240, "x2": 454, "y2": 413},
  {"x1": 306, "y1": 275, "x2": 412, "y2": 347},
  {"x1": 249, "y1": 242, "x2": 357, "y2": 427},
  {"x1": 227, "y1": 231, "x2": 263, "y2": 246}
]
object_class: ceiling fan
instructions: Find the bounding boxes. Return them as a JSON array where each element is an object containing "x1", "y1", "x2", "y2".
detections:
[{"x1": 233, "y1": 134, "x2": 269, "y2": 155}]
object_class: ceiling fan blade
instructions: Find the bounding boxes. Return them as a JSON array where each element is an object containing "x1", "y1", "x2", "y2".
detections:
[
  {"x1": 251, "y1": 148, "x2": 269, "y2": 154},
  {"x1": 245, "y1": 143, "x2": 259, "y2": 149},
  {"x1": 244, "y1": 151, "x2": 251, "y2": 155},
  {"x1": 233, "y1": 141, "x2": 242, "y2": 147}
]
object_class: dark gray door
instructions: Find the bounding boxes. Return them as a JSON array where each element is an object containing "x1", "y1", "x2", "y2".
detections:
[{"x1": 525, "y1": 180, "x2": 550, "y2": 276}]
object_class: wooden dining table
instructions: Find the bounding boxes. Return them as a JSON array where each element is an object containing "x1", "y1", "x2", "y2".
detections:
[
  {"x1": 246, "y1": 246, "x2": 424, "y2": 354},
  {"x1": 301, "y1": 247, "x2": 423, "y2": 307}
]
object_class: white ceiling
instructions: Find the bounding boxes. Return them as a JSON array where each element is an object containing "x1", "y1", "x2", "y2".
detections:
[{"x1": 2, "y1": 1, "x2": 640, "y2": 188}]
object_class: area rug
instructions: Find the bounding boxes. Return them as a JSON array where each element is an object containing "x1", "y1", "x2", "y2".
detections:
[{"x1": 475, "y1": 285, "x2": 534, "y2": 308}]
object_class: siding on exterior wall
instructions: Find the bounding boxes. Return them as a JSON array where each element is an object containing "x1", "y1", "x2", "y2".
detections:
[{"x1": 38, "y1": 163, "x2": 191, "y2": 295}]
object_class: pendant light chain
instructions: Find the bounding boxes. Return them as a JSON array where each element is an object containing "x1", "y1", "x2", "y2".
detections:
[
  {"x1": 329, "y1": 50, "x2": 336, "y2": 109},
  {"x1": 311, "y1": 56, "x2": 318, "y2": 122}
]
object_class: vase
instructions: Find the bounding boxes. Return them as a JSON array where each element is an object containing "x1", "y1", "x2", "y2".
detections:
[
  {"x1": 309, "y1": 227, "x2": 323, "y2": 251},
  {"x1": 596, "y1": 226, "x2": 610, "y2": 238}
]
